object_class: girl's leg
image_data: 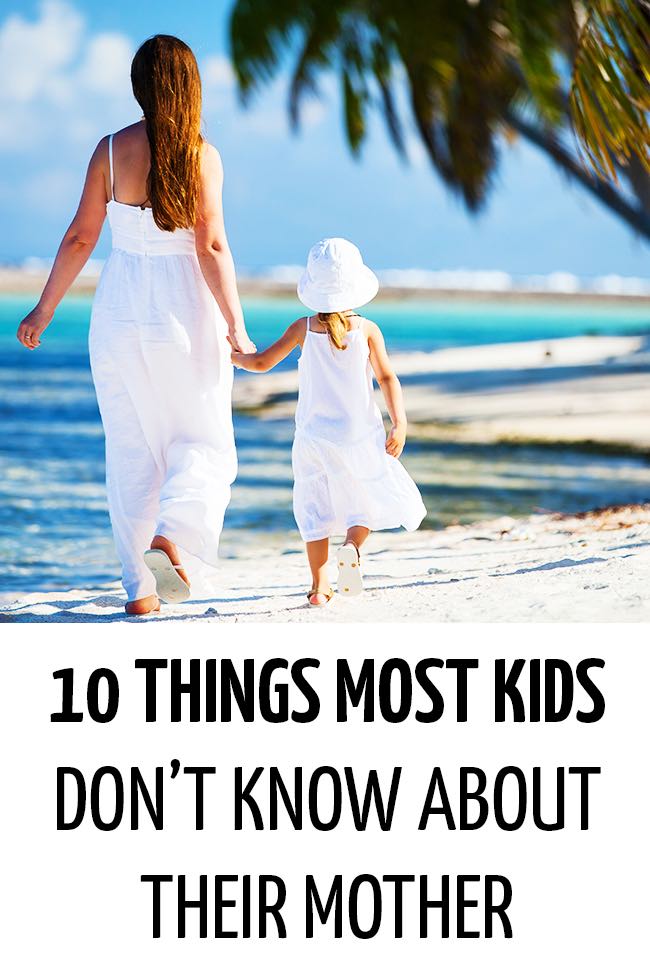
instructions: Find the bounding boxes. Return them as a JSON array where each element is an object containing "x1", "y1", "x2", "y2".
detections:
[
  {"x1": 306, "y1": 538, "x2": 331, "y2": 605},
  {"x1": 344, "y1": 525, "x2": 370, "y2": 553},
  {"x1": 337, "y1": 526, "x2": 369, "y2": 597}
]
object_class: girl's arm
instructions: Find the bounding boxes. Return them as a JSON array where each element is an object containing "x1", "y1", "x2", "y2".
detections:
[
  {"x1": 232, "y1": 319, "x2": 306, "y2": 372},
  {"x1": 367, "y1": 321, "x2": 408, "y2": 458},
  {"x1": 194, "y1": 144, "x2": 255, "y2": 354},
  {"x1": 17, "y1": 138, "x2": 109, "y2": 349}
]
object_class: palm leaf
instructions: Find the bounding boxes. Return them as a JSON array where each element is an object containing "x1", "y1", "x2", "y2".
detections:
[
  {"x1": 288, "y1": 11, "x2": 342, "y2": 128},
  {"x1": 228, "y1": 0, "x2": 650, "y2": 236},
  {"x1": 502, "y1": 0, "x2": 567, "y2": 123},
  {"x1": 371, "y1": 37, "x2": 405, "y2": 155},
  {"x1": 569, "y1": 0, "x2": 650, "y2": 180},
  {"x1": 230, "y1": 0, "x2": 319, "y2": 98}
]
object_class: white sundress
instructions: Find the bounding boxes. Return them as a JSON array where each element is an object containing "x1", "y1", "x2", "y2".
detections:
[
  {"x1": 89, "y1": 134, "x2": 236, "y2": 600},
  {"x1": 292, "y1": 318, "x2": 426, "y2": 542}
]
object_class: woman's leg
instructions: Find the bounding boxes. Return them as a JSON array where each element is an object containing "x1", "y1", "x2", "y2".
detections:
[
  {"x1": 142, "y1": 318, "x2": 236, "y2": 572},
  {"x1": 149, "y1": 534, "x2": 190, "y2": 587},
  {"x1": 306, "y1": 538, "x2": 331, "y2": 605},
  {"x1": 91, "y1": 337, "x2": 162, "y2": 608}
]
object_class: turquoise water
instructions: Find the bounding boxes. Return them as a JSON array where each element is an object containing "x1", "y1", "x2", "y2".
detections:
[
  {"x1": 1, "y1": 294, "x2": 649, "y2": 594},
  {"x1": 3, "y1": 293, "x2": 650, "y2": 352}
]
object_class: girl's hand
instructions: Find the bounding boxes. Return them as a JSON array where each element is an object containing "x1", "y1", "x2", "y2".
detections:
[
  {"x1": 228, "y1": 329, "x2": 257, "y2": 354},
  {"x1": 231, "y1": 350, "x2": 247, "y2": 369},
  {"x1": 386, "y1": 423, "x2": 406, "y2": 458},
  {"x1": 17, "y1": 305, "x2": 53, "y2": 349}
]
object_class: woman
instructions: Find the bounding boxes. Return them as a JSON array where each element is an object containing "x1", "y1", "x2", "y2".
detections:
[{"x1": 17, "y1": 34, "x2": 255, "y2": 615}]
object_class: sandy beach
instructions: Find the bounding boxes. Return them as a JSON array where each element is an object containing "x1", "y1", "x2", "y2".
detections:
[
  {"x1": 235, "y1": 332, "x2": 650, "y2": 450},
  {"x1": 2, "y1": 327, "x2": 649, "y2": 623},
  {"x1": 2, "y1": 505, "x2": 648, "y2": 623}
]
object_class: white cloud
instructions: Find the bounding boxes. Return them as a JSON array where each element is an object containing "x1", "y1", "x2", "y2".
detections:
[
  {"x1": 0, "y1": 1, "x2": 135, "y2": 151},
  {"x1": 78, "y1": 32, "x2": 134, "y2": 97},
  {"x1": 202, "y1": 54, "x2": 235, "y2": 90},
  {"x1": 0, "y1": 0, "x2": 83, "y2": 103}
]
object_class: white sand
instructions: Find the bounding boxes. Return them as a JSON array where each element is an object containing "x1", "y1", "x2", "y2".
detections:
[
  {"x1": 2, "y1": 334, "x2": 648, "y2": 624},
  {"x1": 2, "y1": 506, "x2": 648, "y2": 623}
]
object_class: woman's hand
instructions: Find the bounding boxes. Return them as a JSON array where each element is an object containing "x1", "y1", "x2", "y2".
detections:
[
  {"x1": 17, "y1": 305, "x2": 53, "y2": 350},
  {"x1": 386, "y1": 423, "x2": 406, "y2": 458},
  {"x1": 228, "y1": 329, "x2": 257, "y2": 354},
  {"x1": 16, "y1": 138, "x2": 107, "y2": 351}
]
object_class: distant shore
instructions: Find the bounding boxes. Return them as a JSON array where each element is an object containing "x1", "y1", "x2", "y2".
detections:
[{"x1": 3, "y1": 266, "x2": 650, "y2": 304}]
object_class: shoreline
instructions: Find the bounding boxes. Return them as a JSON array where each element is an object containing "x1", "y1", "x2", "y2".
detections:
[
  {"x1": 3, "y1": 268, "x2": 650, "y2": 304},
  {"x1": 233, "y1": 333, "x2": 650, "y2": 451},
  {"x1": 2, "y1": 305, "x2": 648, "y2": 621},
  {"x1": 2, "y1": 504, "x2": 648, "y2": 622}
]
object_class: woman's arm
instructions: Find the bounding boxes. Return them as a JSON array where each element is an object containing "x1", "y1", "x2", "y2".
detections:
[
  {"x1": 367, "y1": 321, "x2": 408, "y2": 458},
  {"x1": 17, "y1": 138, "x2": 109, "y2": 349},
  {"x1": 194, "y1": 144, "x2": 255, "y2": 354},
  {"x1": 231, "y1": 320, "x2": 306, "y2": 372}
]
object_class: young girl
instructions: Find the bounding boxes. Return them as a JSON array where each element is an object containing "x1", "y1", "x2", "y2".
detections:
[{"x1": 232, "y1": 238, "x2": 426, "y2": 606}]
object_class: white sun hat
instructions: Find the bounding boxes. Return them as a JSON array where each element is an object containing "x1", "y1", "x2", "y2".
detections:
[{"x1": 297, "y1": 237, "x2": 379, "y2": 312}]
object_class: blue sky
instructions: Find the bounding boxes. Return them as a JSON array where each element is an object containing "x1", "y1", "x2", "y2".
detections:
[{"x1": 0, "y1": 0, "x2": 648, "y2": 277}]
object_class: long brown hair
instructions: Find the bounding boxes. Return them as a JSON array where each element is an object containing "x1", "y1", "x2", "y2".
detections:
[
  {"x1": 131, "y1": 34, "x2": 203, "y2": 232},
  {"x1": 317, "y1": 311, "x2": 351, "y2": 350}
]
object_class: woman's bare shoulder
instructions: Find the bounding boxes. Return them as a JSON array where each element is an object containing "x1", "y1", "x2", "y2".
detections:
[
  {"x1": 91, "y1": 134, "x2": 110, "y2": 159},
  {"x1": 201, "y1": 142, "x2": 223, "y2": 170},
  {"x1": 94, "y1": 123, "x2": 147, "y2": 169},
  {"x1": 109, "y1": 121, "x2": 147, "y2": 144}
]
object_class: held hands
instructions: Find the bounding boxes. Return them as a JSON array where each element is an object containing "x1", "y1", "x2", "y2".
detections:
[
  {"x1": 228, "y1": 328, "x2": 256, "y2": 355},
  {"x1": 230, "y1": 350, "x2": 248, "y2": 369},
  {"x1": 386, "y1": 423, "x2": 406, "y2": 458},
  {"x1": 17, "y1": 305, "x2": 53, "y2": 349}
]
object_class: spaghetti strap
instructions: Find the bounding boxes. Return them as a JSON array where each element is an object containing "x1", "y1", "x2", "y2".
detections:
[{"x1": 107, "y1": 133, "x2": 115, "y2": 201}]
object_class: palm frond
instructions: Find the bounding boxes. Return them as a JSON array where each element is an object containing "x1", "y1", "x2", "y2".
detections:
[
  {"x1": 228, "y1": 0, "x2": 650, "y2": 237},
  {"x1": 229, "y1": 0, "x2": 313, "y2": 99},
  {"x1": 569, "y1": 0, "x2": 650, "y2": 181},
  {"x1": 342, "y1": 69, "x2": 367, "y2": 152},
  {"x1": 502, "y1": 0, "x2": 567, "y2": 123},
  {"x1": 288, "y1": 13, "x2": 339, "y2": 128},
  {"x1": 371, "y1": 37, "x2": 405, "y2": 155}
]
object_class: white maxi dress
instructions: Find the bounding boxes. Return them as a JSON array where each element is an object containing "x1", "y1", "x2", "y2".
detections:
[
  {"x1": 292, "y1": 318, "x2": 426, "y2": 541},
  {"x1": 89, "y1": 135, "x2": 236, "y2": 600}
]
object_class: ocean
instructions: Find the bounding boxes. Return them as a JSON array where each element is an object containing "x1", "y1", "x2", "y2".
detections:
[{"x1": 1, "y1": 293, "x2": 649, "y2": 595}]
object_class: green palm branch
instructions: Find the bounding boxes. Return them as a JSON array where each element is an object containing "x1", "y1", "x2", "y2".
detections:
[
  {"x1": 229, "y1": 1, "x2": 650, "y2": 238},
  {"x1": 569, "y1": 0, "x2": 650, "y2": 181}
]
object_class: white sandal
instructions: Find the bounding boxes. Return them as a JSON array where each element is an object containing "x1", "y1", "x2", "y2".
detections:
[
  {"x1": 336, "y1": 542, "x2": 363, "y2": 597},
  {"x1": 307, "y1": 587, "x2": 334, "y2": 607},
  {"x1": 143, "y1": 548, "x2": 191, "y2": 604}
]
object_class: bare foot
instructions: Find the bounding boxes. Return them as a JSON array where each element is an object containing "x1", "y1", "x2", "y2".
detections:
[
  {"x1": 125, "y1": 595, "x2": 160, "y2": 616},
  {"x1": 150, "y1": 534, "x2": 190, "y2": 588}
]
